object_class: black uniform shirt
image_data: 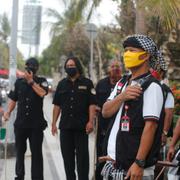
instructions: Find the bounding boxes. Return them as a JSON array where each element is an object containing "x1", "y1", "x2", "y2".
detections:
[
  {"x1": 96, "y1": 77, "x2": 115, "y2": 108},
  {"x1": 96, "y1": 77, "x2": 115, "y2": 132},
  {"x1": 8, "y1": 76, "x2": 48, "y2": 129},
  {"x1": 53, "y1": 76, "x2": 96, "y2": 130}
]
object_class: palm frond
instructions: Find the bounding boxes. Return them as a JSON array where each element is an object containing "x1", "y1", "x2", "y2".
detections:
[
  {"x1": 45, "y1": 8, "x2": 63, "y2": 21},
  {"x1": 141, "y1": 0, "x2": 180, "y2": 29}
]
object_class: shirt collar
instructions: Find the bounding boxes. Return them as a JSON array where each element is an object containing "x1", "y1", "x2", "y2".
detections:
[
  {"x1": 66, "y1": 75, "x2": 83, "y2": 82},
  {"x1": 131, "y1": 71, "x2": 151, "y2": 81}
]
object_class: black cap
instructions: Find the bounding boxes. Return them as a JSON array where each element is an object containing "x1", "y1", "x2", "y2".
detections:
[
  {"x1": 25, "y1": 57, "x2": 39, "y2": 68},
  {"x1": 123, "y1": 36, "x2": 143, "y2": 50}
]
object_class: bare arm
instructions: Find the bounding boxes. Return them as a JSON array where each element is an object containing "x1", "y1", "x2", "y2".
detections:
[
  {"x1": 3, "y1": 99, "x2": 16, "y2": 120},
  {"x1": 170, "y1": 118, "x2": 180, "y2": 147},
  {"x1": 167, "y1": 118, "x2": 180, "y2": 161},
  {"x1": 89, "y1": 104, "x2": 96, "y2": 123},
  {"x1": 24, "y1": 71, "x2": 47, "y2": 97},
  {"x1": 163, "y1": 108, "x2": 174, "y2": 133},
  {"x1": 51, "y1": 105, "x2": 61, "y2": 136},
  {"x1": 136, "y1": 121, "x2": 158, "y2": 160},
  {"x1": 125, "y1": 121, "x2": 157, "y2": 179},
  {"x1": 86, "y1": 104, "x2": 96, "y2": 133},
  {"x1": 102, "y1": 85, "x2": 142, "y2": 118},
  {"x1": 31, "y1": 82, "x2": 47, "y2": 97},
  {"x1": 102, "y1": 94, "x2": 124, "y2": 118},
  {"x1": 161, "y1": 108, "x2": 174, "y2": 145}
]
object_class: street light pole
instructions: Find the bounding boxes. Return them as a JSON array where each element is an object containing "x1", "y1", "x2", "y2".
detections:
[
  {"x1": 85, "y1": 23, "x2": 97, "y2": 82},
  {"x1": 8, "y1": 0, "x2": 19, "y2": 148},
  {"x1": 9, "y1": 0, "x2": 18, "y2": 91}
]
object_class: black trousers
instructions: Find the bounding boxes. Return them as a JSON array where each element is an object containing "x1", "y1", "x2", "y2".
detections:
[
  {"x1": 14, "y1": 128, "x2": 44, "y2": 180},
  {"x1": 60, "y1": 130, "x2": 89, "y2": 180}
]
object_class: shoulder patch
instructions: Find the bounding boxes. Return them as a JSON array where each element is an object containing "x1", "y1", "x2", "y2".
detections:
[{"x1": 91, "y1": 88, "x2": 96, "y2": 95}]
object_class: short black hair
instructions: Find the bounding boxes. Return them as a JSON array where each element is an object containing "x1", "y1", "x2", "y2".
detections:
[{"x1": 64, "y1": 56, "x2": 83, "y2": 75}]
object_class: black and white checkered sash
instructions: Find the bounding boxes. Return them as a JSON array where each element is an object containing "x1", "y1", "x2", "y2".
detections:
[{"x1": 101, "y1": 161, "x2": 126, "y2": 180}]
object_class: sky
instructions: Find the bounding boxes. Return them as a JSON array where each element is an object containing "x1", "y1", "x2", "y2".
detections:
[{"x1": 0, "y1": 0, "x2": 119, "y2": 58}]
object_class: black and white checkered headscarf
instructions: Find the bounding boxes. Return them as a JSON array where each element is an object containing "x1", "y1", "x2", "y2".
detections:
[{"x1": 123, "y1": 34, "x2": 167, "y2": 71}]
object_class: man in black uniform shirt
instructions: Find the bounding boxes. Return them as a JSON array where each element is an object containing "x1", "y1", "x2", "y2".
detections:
[
  {"x1": 95, "y1": 60, "x2": 122, "y2": 180},
  {"x1": 52, "y1": 56, "x2": 96, "y2": 180},
  {"x1": 3, "y1": 58, "x2": 48, "y2": 180}
]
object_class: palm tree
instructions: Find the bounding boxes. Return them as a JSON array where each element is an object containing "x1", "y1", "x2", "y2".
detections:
[
  {"x1": 46, "y1": 0, "x2": 102, "y2": 37},
  {"x1": 139, "y1": 0, "x2": 180, "y2": 32},
  {"x1": 135, "y1": 0, "x2": 147, "y2": 34}
]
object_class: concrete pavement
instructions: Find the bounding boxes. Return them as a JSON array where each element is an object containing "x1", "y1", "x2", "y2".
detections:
[{"x1": 0, "y1": 94, "x2": 97, "y2": 180}]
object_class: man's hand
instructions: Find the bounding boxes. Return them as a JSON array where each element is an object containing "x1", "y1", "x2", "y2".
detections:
[
  {"x1": 0, "y1": 107, "x2": 4, "y2": 113},
  {"x1": 3, "y1": 111, "x2": 11, "y2": 121},
  {"x1": 51, "y1": 123, "x2": 58, "y2": 136},
  {"x1": 121, "y1": 85, "x2": 142, "y2": 102},
  {"x1": 125, "y1": 162, "x2": 143, "y2": 180},
  {"x1": 24, "y1": 70, "x2": 33, "y2": 83},
  {"x1": 86, "y1": 121, "x2": 93, "y2": 134},
  {"x1": 167, "y1": 146, "x2": 175, "y2": 162},
  {"x1": 98, "y1": 156, "x2": 114, "y2": 163}
]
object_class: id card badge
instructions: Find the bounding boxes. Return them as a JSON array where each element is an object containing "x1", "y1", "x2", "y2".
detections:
[{"x1": 121, "y1": 115, "x2": 130, "y2": 132}]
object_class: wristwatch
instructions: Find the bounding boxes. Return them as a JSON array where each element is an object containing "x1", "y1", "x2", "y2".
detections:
[
  {"x1": 162, "y1": 130, "x2": 168, "y2": 136},
  {"x1": 135, "y1": 159, "x2": 145, "y2": 168}
]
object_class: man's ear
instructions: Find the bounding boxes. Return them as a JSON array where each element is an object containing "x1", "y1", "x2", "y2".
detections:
[{"x1": 139, "y1": 53, "x2": 150, "y2": 61}]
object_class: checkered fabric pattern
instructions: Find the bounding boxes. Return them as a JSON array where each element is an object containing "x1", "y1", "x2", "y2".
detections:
[
  {"x1": 124, "y1": 34, "x2": 167, "y2": 71},
  {"x1": 101, "y1": 162, "x2": 126, "y2": 180}
]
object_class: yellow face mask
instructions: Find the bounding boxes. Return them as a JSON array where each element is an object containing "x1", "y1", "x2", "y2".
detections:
[{"x1": 123, "y1": 51, "x2": 147, "y2": 68}]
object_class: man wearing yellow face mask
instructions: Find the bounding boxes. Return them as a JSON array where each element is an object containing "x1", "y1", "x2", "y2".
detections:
[{"x1": 100, "y1": 34, "x2": 167, "y2": 180}]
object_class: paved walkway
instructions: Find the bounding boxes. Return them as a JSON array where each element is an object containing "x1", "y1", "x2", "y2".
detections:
[{"x1": 0, "y1": 94, "x2": 96, "y2": 180}]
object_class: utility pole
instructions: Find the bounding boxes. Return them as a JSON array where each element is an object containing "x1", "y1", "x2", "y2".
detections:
[
  {"x1": 85, "y1": 23, "x2": 97, "y2": 82},
  {"x1": 7, "y1": 0, "x2": 19, "y2": 155}
]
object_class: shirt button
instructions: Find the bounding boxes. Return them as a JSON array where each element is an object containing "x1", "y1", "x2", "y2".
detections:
[
  {"x1": 71, "y1": 97, "x2": 74, "y2": 100},
  {"x1": 70, "y1": 106, "x2": 73, "y2": 109},
  {"x1": 70, "y1": 114, "x2": 73, "y2": 117},
  {"x1": 26, "y1": 98, "x2": 29, "y2": 101},
  {"x1": 26, "y1": 113, "x2": 29, "y2": 116},
  {"x1": 72, "y1": 90, "x2": 74, "y2": 93},
  {"x1": 26, "y1": 106, "x2": 29, "y2": 108}
]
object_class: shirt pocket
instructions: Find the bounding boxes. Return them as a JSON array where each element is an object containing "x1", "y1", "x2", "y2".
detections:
[
  {"x1": 77, "y1": 89, "x2": 88, "y2": 98},
  {"x1": 58, "y1": 90, "x2": 69, "y2": 106}
]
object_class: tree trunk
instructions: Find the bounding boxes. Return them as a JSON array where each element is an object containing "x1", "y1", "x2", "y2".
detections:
[{"x1": 135, "y1": 0, "x2": 147, "y2": 34}]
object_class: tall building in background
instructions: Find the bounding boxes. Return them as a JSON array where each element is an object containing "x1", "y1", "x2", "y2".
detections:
[{"x1": 22, "y1": 0, "x2": 42, "y2": 56}]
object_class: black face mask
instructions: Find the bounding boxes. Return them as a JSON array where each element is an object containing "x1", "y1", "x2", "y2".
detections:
[{"x1": 65, "y1": 67, "x2": 77, "y2": 77}]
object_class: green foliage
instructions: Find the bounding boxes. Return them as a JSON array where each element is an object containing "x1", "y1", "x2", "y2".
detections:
[
  {"x1": 142, "y1": 0, "x2": 180, "y2": 30},
  {"x1": 0, "y1": 13, "x2": 11, "y2": 42},
  {"x1": 0, "y1": 12, "x2": 24, "y2": 72},
  {"x1": 41, "y1": 0, "x2": 180, "y2": 78},
  {"x1": 116, "y1": 0, "x2": 135, "y2": 36},
  {"x1": 0, "y1": 42, "x2": 9, "y2": 68},
  {"x1": 171, "y1": 81, "x2": 180, "y2": 116}
]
